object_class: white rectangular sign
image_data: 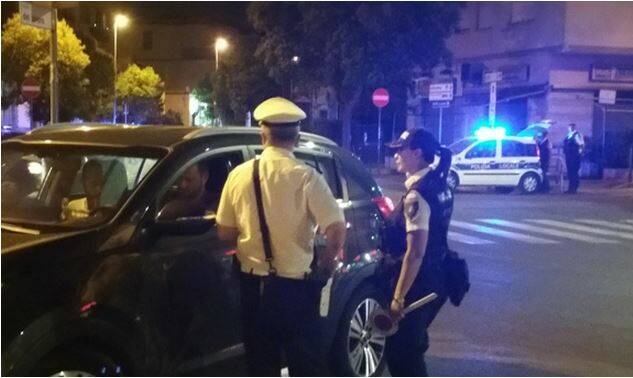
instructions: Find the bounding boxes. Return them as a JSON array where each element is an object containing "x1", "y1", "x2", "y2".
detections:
[
  {"x1": 598, "y1": 89, "x2": 616, "y2": 105},
  {"x1": 20, "y1": 2, "x2": 52, "y2": 30},
  {"x1": 489, "y1": 82, "x2": 497, "y2": 126},
  {"x1": 484, "y1": 71, "x2": 503, "y2": 84},
  {"x1": 429, "y1": 83, "x2": 453, "y2": 101}
]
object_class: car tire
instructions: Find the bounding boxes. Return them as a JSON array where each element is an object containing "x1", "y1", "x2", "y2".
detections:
[
  {"x1": 35, "y1": 344, "x2": 126, "y2": 377},
  {"x1": 519, "y1": 172, "x2": 540, "y2": 194},
  {"x1": 331, "y1": 284, "x2": 387, "y2": 377},
  {"x1": 447, "y1": 171, "x2": 459, "y2": 192}
]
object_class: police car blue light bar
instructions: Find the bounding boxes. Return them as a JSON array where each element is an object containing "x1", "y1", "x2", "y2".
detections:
[{"x1": 474, "y1": 126, "x2": 507, "y2": 140}]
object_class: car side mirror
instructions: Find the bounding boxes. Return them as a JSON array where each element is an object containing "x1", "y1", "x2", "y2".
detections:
[{"x1": 151, "y1": 214, "x2": 216, "y2": 236}]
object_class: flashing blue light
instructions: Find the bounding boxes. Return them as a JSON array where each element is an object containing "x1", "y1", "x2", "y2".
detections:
[{"x1": 475, "y1": 126, "x2": 506, "y2": 140}]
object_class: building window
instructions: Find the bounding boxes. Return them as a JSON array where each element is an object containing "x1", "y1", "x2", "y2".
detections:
[
  {"x1": 476, "y1": 3, "x2": 495, "y2": 30},
  {"x1": 510, "y1": 2, "x2": 535, "y2": 24},
  {"x1": 142, "y1": 31, "x2": 153, "y2": 50}
]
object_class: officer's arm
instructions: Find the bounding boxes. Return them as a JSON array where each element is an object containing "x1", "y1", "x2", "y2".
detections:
[
  {"x1": 217, "y1": 225, "x2": 239, "y2": 243},
  {"x1": 321, "y1": 221, "x2": 347, "y2": 275},
  {"x1": 393, "y1": 229, "x2": 428, "y2": 303}
]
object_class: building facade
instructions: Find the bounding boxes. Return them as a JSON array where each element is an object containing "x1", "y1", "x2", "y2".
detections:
[{"x1": 410, "y1": 2, "x2": 633, "y2": 169}]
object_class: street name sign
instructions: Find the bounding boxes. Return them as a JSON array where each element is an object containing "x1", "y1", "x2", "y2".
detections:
[
  {"x1": 484, "y1": 71, "x2": 503, "y2": 84},
  {"x1": 598, "y1": 89, "x2": 616, "y2": 105},
  {"x1": 19, "y1": 2, "x2": 52, "y2": 29},
  {"x1": 429, "y1": 83, "x2": 453, "y2": 101}
]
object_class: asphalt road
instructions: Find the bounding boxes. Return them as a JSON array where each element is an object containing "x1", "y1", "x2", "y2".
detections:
[{"x1": 376, "y1": 174, "x2": 633, "y2": 376}]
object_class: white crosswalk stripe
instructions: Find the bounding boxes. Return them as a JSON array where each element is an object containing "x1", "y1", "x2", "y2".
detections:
[
  {"x1": 451, "y1": 220, "x2": 558, "y2": 244},
  {"x1": 526, "y1": 219, "x2": 633, "y2": 241},
  {"x1": 448, "y1": 231, "x2": 495, "y2": 245},
  {"x1": 480, "y1": 219, "x2": 619, "y2": 244},
  {"x1": 625, "y1": 220, "x2": 633, "y2": 225},
  {"x1": 576, "y1": 219, "x2": 633, "y2": 232}
]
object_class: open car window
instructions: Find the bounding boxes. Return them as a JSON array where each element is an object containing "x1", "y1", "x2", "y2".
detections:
[{"x1": 1, "y1": 143, "x2": 163, "y2": 230}]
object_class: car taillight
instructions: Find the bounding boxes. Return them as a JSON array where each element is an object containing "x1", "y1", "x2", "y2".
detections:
[{"x1": 372, "y1": 196, "x2": 395, "y2": 218}]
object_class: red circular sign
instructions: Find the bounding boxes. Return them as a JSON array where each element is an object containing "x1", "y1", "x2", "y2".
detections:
[
  {"x1": 21, "y1": 77, "x2": 41, "y2": 101},
  {"x1": 372, "y1": 88, "x2": 389, "y2": 108}
]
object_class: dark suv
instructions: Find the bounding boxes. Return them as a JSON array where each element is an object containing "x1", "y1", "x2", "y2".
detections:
[{"x1": 1, "y1": 124, "x2": 395, "y2": 376}]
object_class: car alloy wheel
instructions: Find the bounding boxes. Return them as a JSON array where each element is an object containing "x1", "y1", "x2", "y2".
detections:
[
  {"x1": 50, "y1": 370, "x2": 94, "y2": 377},
  {"x1": 347, "y1": 298, "x2": 387, "y2": 377},
  {"x1": 447, "y1": 171, "x2": 458, "y2": 192},
  {"x1": 520, "y1": 173, "x2": 540, "y2": 194}
]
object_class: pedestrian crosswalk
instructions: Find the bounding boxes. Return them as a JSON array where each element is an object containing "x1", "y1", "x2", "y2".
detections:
[{"x1": 448, "y1": 218, "x2": 633, "y2": 246}]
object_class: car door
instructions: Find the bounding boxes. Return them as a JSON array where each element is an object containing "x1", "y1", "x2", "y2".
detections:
[
  {"x1": 497, "y1": 140, "x2": 538, "y2": 186},
  {"x1": 458, "y1": 139, "x2": 499, "y2": 186},
  {"x1": 141, "y1": 147, "x2": 246, "y2": 375}
]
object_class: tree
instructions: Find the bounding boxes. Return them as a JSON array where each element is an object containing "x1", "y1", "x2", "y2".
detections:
[
  {"x1": 115, "y1": 64, "x2": 166, "y2": 124},
  {"x1": 1, "y1": 13, "x2": 90, "y2": 122},
  {"x1": 248, "y1": 3, "x2": 461, "y2": 148},
  {"x1": 210, "y1": 34, "x2": 281, "y2": 125},
  {"x1": 191, "y1": 75, "x2": 214, "y2": 125}
]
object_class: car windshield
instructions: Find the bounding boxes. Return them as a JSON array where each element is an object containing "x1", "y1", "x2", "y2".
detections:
[
  {"x1": 1, "y1": 143, "x2": 164, "y2": 230},
  {"x1": 449, "y1": 138, "x2": 476, "y2": 155}
]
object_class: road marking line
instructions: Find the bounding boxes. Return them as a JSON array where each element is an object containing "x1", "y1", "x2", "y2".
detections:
[
  {"x1": 625, "y1": 220, "x2": 633, "y2": 224},
  {"x1": 576, "y1": 219, "x2": 633, "y2": 232},
  {"x1": 526, "y1": 219, "x2": 633, "y2": 240},
  {"x1": 448, "y1": 231, "x2": 495, "y2": 245},
  {"x1": 480, "y1": 219, "x2": 619, "y2": 244},
  {"x1": 451, "y1": 220, "x2": 558, "y2": 244}
]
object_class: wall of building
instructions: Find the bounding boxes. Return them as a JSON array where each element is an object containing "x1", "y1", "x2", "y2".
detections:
[{"x1": 564, "y1": 2, "x2": 633, "y2": 52}]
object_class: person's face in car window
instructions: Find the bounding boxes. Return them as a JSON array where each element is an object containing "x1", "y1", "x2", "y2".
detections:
[
  {"x1": 82, "y1": 162, "x2": 104, "y2": 200},
  {"x1": 177, "y1": 164, "x2": 208, "y2": 200}
]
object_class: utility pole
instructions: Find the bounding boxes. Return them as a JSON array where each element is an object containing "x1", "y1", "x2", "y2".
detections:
[{"x1": 49, "y1": 7, "x2": 59, "y2": 123}]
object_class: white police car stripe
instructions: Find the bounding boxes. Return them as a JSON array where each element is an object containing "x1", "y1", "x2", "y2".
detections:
[
  {"x1": 576, "y1": 219, "x2": 633, "y2": 232},
  {"x1": 448, "y1": 231, "x2": 495, "y2": 245},
  {"x1": 526, "y1": 219, "x2": 633, "y2": 241},
  {"x1": 451, "y1": 220, "x2": 558, "y2": 244},
  {"x1": 480, "y1": 219, "x2": 618, "y2": 244}
]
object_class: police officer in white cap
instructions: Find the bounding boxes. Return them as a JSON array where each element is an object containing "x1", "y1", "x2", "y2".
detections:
[{"x1": 216, "y1": 97, "x2": 347, "y2": 376}]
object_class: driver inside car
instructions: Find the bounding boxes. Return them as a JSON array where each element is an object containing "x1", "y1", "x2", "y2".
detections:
[{"x1": 61, "y1": 159, "x2": 105, "y2": 220}]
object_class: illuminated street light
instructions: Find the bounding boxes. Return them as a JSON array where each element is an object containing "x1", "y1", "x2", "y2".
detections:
[
  {"x1": 291, "y1": 55, "x2": 300, "y2": 64},
  {"x1": 215, "y1": 37, "x2": 229, "y2": 71},
  {"x1": 113, "y1": 14, "x2": 129, "y2": 124}
]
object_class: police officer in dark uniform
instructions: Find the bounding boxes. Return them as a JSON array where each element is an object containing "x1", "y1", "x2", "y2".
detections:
[
  {"x1": 537, "y1": 131, "x2": 551, "y2": 193},
  {"x1": 384, "y1": 128, "x2": 453, "y2": 376},
  {"x1": 563, "y1": 123, "x2": 584, "y2": 194}
]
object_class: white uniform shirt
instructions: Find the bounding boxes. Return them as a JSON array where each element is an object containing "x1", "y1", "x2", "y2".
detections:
[
  {"x1": 403, "y1": 168, "x2": 432, "y2": 232},
  {"x1": 216, "y1": 146, "x2": 344, "y2": 279}
]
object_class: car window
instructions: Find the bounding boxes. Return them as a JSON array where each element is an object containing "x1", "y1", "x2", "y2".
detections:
[
  {"x1": 465, "y1": 140, "x2": 497, "y2": 159},
  {"x1": 502, "y1": 140, "x2": 538, "y2": 157},
  {"x1": 157, "y1": 151, "x2": 243, "y2": 220},
  {"x1": 449, "y1": 138, "x2": 476, "y2": 155},
  {"x1": 315, "y1": 156, "x2": 342, "y2": 199}
]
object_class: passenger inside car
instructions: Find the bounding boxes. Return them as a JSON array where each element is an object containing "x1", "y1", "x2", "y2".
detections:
[
  {"x1": 61, "y1": 160, "x2": 105, "y2": 220},
  {"x1": 157, "y1": 162, "x2": 215, "y2": 220}
]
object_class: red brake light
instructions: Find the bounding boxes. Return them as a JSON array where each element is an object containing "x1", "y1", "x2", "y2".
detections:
[{"x1": 372, "y1": 196, "x2": 394, "y2": 218}]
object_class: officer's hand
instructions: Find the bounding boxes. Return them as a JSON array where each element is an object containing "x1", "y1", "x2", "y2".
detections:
[{"x1": 390, "y1": 299, "x2": 405, "y2": 321}]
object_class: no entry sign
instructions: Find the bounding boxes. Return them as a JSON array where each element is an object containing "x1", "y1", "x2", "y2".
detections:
[
  {"x1": 21, "y1": 77, "x2": 41, "y2": 101},
  {"x1": 372, "y1": 88, "x2": 389, "y2": 108}
]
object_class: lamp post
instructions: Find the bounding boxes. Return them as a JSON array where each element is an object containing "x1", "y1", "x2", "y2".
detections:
[
  {"x1": 214, "y1": 37, "x2": 229, "y2": 71},
  {"x1": 112, "y1": 14, "x2": 129, "y2": 124}
]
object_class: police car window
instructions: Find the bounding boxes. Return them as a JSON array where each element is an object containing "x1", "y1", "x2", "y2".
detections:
[
  {"x1": 465, "y1": 140, "x2": 496, "y2": 158},
  {"x1": 294, "y1": 152, "x2": 320, "y2": 172},
  {"x1": 502, "y1": 140, "x2": 537, "y2": 157}
]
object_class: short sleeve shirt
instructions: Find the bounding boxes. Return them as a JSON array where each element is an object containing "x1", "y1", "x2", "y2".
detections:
[
  {"x1": 216, "y1": 146, "x2": 344, "y2": 279},
  {"x1": 403, "y1": 168, "x2": 432, "y2": 233}
]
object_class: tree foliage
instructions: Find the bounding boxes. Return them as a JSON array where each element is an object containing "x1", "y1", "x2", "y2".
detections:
[
  {"x1": 115, "y1": 64, "x2": 171, "y2": 124},
  {"x1": 247, "y1": 3, "x2": 461, "y2": 148},
  {"x1": 1, "y1": 13, "x2": 90, "y2": 121}
]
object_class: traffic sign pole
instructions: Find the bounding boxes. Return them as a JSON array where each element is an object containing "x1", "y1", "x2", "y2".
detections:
[
  {"x1": 372, "y1": 88, "x2": 389, "y2": 164},
  {"x1": 378, "y1": 107, "x2": 382, "y2": 163},
  {"x1": 439, "y1": 107, "x2": 443, "y2": 144},
  {"x1": 489, "y1": 81, "x2": 497, "y2": 127}
]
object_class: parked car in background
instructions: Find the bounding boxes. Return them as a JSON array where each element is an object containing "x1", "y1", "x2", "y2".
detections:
[
  {"x1": 1, "y1": 124, "x2": 394, "y2": 377},
  {"x1": 447, "y1": 136, "x2": 543, "y2": 194}
]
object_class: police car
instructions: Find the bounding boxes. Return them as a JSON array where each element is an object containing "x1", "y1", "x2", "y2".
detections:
[{"x1": 447, "y1": 134, "x2": 543, "y2": 194}]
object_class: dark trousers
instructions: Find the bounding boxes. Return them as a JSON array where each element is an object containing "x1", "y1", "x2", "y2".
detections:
[
  {"x1": 239, "y1": 273, "x2": 326, "y2": 377},
  {"x1": 565, "y1": 155, "x2": 581, "y2": 193},
  {"x1": 385, "y1": 265, "x2": 447, "y2": 377},
  {"x1": 540, "y1": 160, "x2": 550, "y2": 192}
]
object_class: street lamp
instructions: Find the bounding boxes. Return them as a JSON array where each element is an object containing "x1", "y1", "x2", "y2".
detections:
[
  {"x1": 113, "y1": 14, "x2": 129, "y2": 124},
  {"x1": 214, "y1": 37, "x2": 229, "y2": 71}
]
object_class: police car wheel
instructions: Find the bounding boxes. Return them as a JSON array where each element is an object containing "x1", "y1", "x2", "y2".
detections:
[
  {"x1": 447, "y1": 171, "x2": 459, "y2": 192},
  {"x1": 331, "y1": 284, "x2": 387, "y2": 377},
  {"x1": 519, "y1": 172, "x2": 540, "y2": 194}
]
